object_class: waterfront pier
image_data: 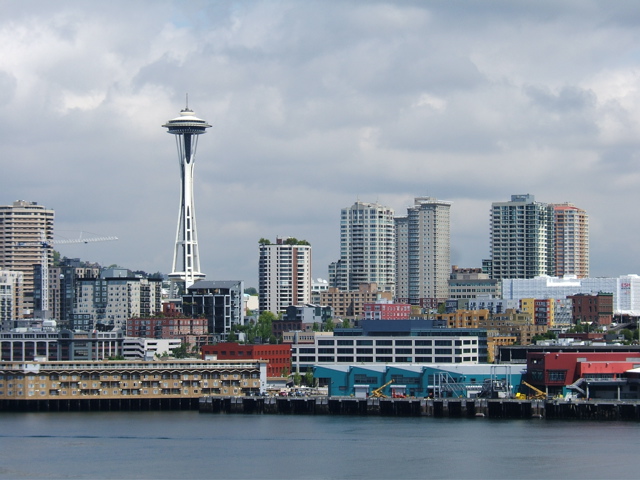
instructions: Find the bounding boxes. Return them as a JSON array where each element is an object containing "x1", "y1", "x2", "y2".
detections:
[{"x1": 199, "y1": 396, "x2": 640, "y2": 420}]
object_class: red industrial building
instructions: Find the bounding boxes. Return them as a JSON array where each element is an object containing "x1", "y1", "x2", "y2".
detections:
[
  {"x1": 526, "y1": 351, "x2": 640, "y2": 399},
  {"x1": 201, "y1": 343, "x2": 291, "y2": 377}
]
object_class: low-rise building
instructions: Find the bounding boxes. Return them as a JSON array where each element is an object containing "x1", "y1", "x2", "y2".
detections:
[
  {"x1": 0, "y1": 359, "x2": 267, "y2": 405},
  {"x1": 320, "y1": 283, "x2": 393, "y2": 319},
  {"x1": 126, "y1": 317, "x2": 208, "y2": 339},
  {"x1": 362, "y1": 299, "x2": 411, "y2": 320},
  {"x1": 479, "y1": 309, "x2": 547, "y2": 346},
  {"x1": 434, "y1": 309, "x2": 490, "y2": 329},
  {"x1": 201, "y1": 343, "x2": 291, "y2": 378},
  {"x1": 122, "y1": 338, "x2": 182, "y2": 360},
  {"x1": 291, "y1": 332, "x2": 482, "y2": 372}
]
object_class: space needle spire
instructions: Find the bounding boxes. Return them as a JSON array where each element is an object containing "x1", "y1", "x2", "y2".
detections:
[{"x1": 162, "y1": 102, "x2": 211, "y2": 295}]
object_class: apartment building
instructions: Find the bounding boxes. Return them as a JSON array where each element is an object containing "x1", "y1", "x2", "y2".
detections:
[
  {"x1": 182, "y1": 280, "x2": 244, "y2": 339},
  {"x1": 330, "y1": 201, "x2": 396, "y2": 293},
  {"x1": 0, "y1": 359, "x2": 267, "y2": 404},
  {"x1": 320, "y1": 283, "x2": 393, "y2": 319},
  {"x1": 258, "y1": 237, "x2": 312, "y2": 314},
  {"x1": 552, "y1": 203, "x2": 589, "y2": 278},
  {"x1": 489, "y1": 194, "x2": 555, "y2": 280},
  {"x1": 0, "y1": 270, "x2": 24, "y2": 326},
  {"x1": 72, "y1": 275, "x2": 163, "y2": 331},
  {"x1": 396, "y1": 197, "x2": 451, "y2": 308},
  {"x1": 448, "y1": 266, "x2": 500, "y2": 300},
  {"x1": 0, "y1": 200, "x2": 54, "y2": 315}
]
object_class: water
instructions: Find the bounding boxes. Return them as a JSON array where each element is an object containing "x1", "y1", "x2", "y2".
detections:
[{"x1": 0, "y1": 411, "x2": 638, "y2": 479}]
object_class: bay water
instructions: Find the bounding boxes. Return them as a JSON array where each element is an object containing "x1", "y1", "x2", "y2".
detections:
[{"x1": 0, "y1": 411, "x2": 638, "y2": 479}]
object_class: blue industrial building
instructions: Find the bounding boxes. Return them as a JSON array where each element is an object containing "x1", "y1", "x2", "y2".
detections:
[{"x1": 314, "y1": 363, "x2": 525, "y2": 398}]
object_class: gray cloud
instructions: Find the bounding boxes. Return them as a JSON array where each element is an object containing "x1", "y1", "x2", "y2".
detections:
[{"x1": 3, "y1": 1, "x2": 640, "y2": 286}]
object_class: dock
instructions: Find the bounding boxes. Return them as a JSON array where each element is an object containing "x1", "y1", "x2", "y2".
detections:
[{"x1": 199, "y1": 396, "x2": 640, "y2": 420}]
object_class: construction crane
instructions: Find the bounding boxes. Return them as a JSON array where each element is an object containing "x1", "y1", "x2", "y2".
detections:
[
  {"x1": 520, "y1": 381, "x2": 548, "y2": 400},
  {"x1": 370, "y1": 379, "x2": 394, "y2": 398},
  {"x1": 15, "y1": 232, "x2": 118, "y2": 318}
]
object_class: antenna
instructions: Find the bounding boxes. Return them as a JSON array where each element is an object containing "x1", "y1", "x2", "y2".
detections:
[{"x1": 186, "y1": 93, "x2": 189, "y2": 109}]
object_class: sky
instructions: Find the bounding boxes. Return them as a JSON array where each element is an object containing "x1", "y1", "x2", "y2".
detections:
[{"x1": 3, "y1": 0, "x2": 640, "y2": 289}]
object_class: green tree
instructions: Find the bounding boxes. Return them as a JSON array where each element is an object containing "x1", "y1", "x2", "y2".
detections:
[
  {"x1": 171, "y1": 343, "x2": 190, "y2": 358},
  {"x1": 244, "y1": 287, "x2": 258, "y2": 295},
  {"x1": 293, "y1": 371, "x2": 302, "y2": 386},
  {"x1": 258, "y1": 238, "x2": 271, "y2": 245},
  {"x1": 437, "y1": 303, "x2": 446, "y2": 314},
  {"x1": 304, "y1": 368, "x2": 314, "y2": 386},
  {"x1": 324, "y1": 318, "x2": 335, "y2": 332},
  {"x1": 256, "y1": 311, "x2": 276, "y2": 343},
  {"x1": 342, "y1": 318, "x2": 351, "y2": 329}
]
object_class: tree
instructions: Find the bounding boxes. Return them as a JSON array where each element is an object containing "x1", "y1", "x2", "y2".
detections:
[
  {"x1": 256, "y1": 311, "x2": 276, "y2": 343},
  {"x1": 342, "y1": 319, "x2": 351, "y2": 329},
  {"x1": 258, "y1": 238, "x2": 271, "y2": 245},
  {"x1": 304, "y1": 368, "x2": 314, "y2": 387},
  {"x1": 171, "y1": 343, "x2": 190, "y2": 359},
  {"x1": 227, "y1": 327, "x2": 238, "y2": 343},
  {"x1": 437, "y1": 303, "x2": 446, "y2": 314},
  {"x1": 293, "y1": 371, "x2": 302, "y2": 386},
  {"x1": 244, "y1": 287, "x2": 258, "y2": 295},
  {"x1": 324, "y1": 318, "x2": 335, "y2": 332}
]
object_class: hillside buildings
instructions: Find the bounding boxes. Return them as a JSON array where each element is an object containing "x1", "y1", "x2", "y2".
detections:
[
  {"x1": 258, "y1": 237, "x2": 312, "y2": 314},
  {"x1": 0, "y1": 201, "x2": 54, "y2": 316},
  {"x1": 330, "y1": 201, "x2": 396, "y2": 293},
  {"x1": 501, "y1": 274, "x2": 640, "y2": 316},
  {"x1": 395, "y1": 197, "x2": 451, "y2": 309}
]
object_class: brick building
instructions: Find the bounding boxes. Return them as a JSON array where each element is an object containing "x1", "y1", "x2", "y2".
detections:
[{"x1": 201, "y1": 343, "x2": 291, "y2": 377}]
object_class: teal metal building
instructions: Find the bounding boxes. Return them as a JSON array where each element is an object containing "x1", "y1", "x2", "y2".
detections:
[{"x1": 314, "y1": 364, "x2": 525, "y2": 398}]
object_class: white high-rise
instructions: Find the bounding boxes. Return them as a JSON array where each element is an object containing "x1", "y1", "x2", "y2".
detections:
[
  {"x1": 396, "y1": 197, "x2": 451, "y2": 308},
  {"x1": 162, "y1": 106, "x2": 211, "y2": 295},
  {"x1": 489, "y1": 194, "x2": 554, "y2": 280},
  {"x1": 331, "y1": 201, "x2": 396, "y2": 293},
  {"x1": 259, "y1": 237, "x2": 312, "y2": 314}
]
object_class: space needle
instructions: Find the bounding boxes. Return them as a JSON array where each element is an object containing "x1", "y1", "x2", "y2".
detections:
[{"x1": 163, "y1": 103, "x2": 211, "y2": 295}]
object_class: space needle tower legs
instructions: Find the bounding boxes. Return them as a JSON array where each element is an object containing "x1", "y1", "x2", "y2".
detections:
[{"x1": 163, "y1": 104, "x2": 211, "y2": 296}]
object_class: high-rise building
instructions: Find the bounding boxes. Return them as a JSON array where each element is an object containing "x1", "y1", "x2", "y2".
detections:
[
  {"x1": 489, "y1": 194, "x2": 554, "y2": 280},
  {"x1": 552, "y1": 203, "x2": 589, "y2": 278},
  {"x1": 162, "y1": 106, "x2": 211, "y2": 295},
  {"x1": 259, "y1": 237, "x2": 312, "y2": 314},
  {"x1": 330, "y1": 201, "x2": 396, "y2": 293},
  {"x1": 0, "y1": 200, "x2": 54, "y2": 315},
  {"x1": 395, "y1": 197, "x2": 451, "y2": 308}
]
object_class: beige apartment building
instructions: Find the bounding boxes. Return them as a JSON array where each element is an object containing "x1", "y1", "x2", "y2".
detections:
[
  {"x1": 0, "y1": 201, "x2": 54, "y2": 316},
  {"x1": 0, "y1": 359, "x2": 267, "y2": 407}
]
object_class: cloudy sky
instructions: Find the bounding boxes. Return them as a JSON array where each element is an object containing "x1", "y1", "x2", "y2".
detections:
[{"x1": 3, "y1": 1, "x2": 640, "y2": 288}]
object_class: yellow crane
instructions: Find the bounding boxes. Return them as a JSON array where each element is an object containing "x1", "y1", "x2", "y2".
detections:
[
  {"x1": 519, "y1": 381, "x2": 547, "y2": 400},
  {"x1": 370, "y1": 379, "x2": 394, "y2": 398}
]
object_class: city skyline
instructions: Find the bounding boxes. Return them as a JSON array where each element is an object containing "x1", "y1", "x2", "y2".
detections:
[{"x1": 3, "y1": 2, "x2": 640, "y2": 288}]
